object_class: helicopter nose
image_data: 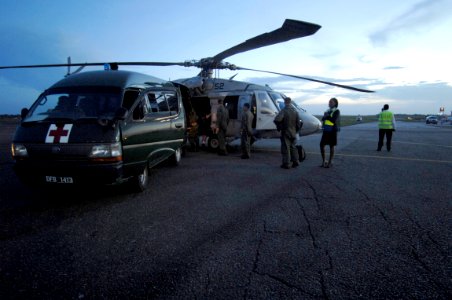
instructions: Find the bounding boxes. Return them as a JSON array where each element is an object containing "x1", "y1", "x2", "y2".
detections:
[
  {"x1": 314, "y1": 117, "x2": 322, "y2": 130},
  {"x1": 299, "y1": 113, "x2": 322, "y2": 136}
]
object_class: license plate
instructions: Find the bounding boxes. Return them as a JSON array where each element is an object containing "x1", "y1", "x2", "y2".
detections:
[{"x1": 45, "y1": 176, "x2": 74, "y2": 184}]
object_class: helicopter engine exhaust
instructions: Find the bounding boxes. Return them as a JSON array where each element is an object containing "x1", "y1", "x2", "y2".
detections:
[{"x1": 178, "y1": 76, "x2": 203, "y2": 89}]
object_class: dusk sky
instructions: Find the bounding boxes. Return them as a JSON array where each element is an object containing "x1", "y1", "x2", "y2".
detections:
[{"x1": 1, "y1": 0, "x2": 451, "y2": 115}]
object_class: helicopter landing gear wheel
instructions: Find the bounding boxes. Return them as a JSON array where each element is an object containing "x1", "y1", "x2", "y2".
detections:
[{"x1": 207, "y1": 135, "x2": 219, "y2": 151}]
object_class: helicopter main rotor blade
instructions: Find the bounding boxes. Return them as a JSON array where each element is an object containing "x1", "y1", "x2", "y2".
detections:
[
  {"x1": 237, "y1": 67, "x2": 374, "y2": 93},
  {"x1": 212, "y1": 19, "x2": 321, "y2": 64},
  {"x1": 0, "y1": 61, "x2": 187, "y2": 70}
]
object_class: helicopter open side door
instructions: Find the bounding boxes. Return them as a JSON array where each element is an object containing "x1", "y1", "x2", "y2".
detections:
[
  {"x1": 237, "y1": 94, "x2": 253, "y2": 127},
  {"x1": 253, "y1": 91, "x2": 279, "y2": 130}
]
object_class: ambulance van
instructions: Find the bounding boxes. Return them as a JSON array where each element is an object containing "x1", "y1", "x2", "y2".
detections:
[{"x1": 11, "y1": 70, "x2": 186, "y2": 192}]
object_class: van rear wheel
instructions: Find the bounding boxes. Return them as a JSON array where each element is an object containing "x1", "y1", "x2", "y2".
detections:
[
  {"x1": 131, "y1": 165, "x2": 149, "y2": 192},
  {"x1": 169, "y1": 147, "x2": 182, "y2": 166}
]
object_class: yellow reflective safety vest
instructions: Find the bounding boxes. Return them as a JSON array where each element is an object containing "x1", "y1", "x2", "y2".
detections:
[
  {"x1": 323, "y1": 108, "x2": 337, "y2": 131},
  {"x1": 379, "y1": 110, "x2": 394, "y2": 129}
]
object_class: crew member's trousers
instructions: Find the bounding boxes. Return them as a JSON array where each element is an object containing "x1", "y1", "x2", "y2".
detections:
[
  {"x1": 241, "y1": 131, "x2": 251, "y2": 158},
  {"x1": 218, "y1": 129, "x2": 227, "y2": 154},
  {"x1": 378, "y1": 129, "x2": 393, "y2": 151},
  {"x1": 280, "y1": 135, "x2": 298, "y2": 165}
]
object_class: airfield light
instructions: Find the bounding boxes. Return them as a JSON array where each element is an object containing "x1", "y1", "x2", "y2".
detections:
[{"x1": 103, "y1": 63, "x2": 118, "y2": 71}]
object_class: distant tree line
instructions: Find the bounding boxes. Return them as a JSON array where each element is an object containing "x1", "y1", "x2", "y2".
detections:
[{"x1": 0, "y1": 114, "x2": 20, "y2": 119}]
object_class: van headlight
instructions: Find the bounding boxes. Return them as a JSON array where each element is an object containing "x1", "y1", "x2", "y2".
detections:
[
  {"x1": 89, "y1": 143, "x2": 122, "y2": 162},
  {"x1": 11, "y1": 143, "x2": 28, "y2": 158}
]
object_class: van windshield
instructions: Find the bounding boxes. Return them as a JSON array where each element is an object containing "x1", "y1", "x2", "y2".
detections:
[{"x1": 24, "y1": 88, "x2": 122, "y2": 122}]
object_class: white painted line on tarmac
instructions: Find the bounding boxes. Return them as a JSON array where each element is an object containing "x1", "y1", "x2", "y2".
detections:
[
  {"x1": 339, "y1": 137, "x2": 452, "y2": 149},
  {"x1": 256, "y1": 148, "x2": 452, "y2": 164},
  {"x1": 309, "y1": 152, "x2": 452, "y2": 164}
]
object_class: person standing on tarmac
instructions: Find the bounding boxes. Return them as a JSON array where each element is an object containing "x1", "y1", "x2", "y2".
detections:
[
  {"x1": 240, "y1": 103, "x2": 254, "y2": 159},
  {"x1": 199, "y1": 112, "x2": 211, "y2": 149},
  {"x1": 377, "y1": 104, "x2": 396, "y2": 152},
  {"x1": 320, "y1": 97, "x2": 340, "y2": 168},
  {"x1": 216, "y1": 99, "x2": 229, "y2": 156},
  {"x1": 274, "y1": 97, "x2": 301, "y2": 169}
]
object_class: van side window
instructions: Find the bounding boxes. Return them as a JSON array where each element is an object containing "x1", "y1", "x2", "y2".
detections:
[
  {"x1": 157, "y1": 97, "x2": 169, "y2": 112},
  {"x1": 145, "y1": 92, "x2": 171, "y2": 116},
  {"x1": 132, "y1": 100, "x2": 146, "y2": 120},
  {"x1": 146, "y1": 93, "x2": 159, "y2": 113},
  {"x1": 166, "y1": 92, "x2": 178, "y2": 115},
  {"x1": 123, "y1": 90, "x2": 139, "y2": 110}
]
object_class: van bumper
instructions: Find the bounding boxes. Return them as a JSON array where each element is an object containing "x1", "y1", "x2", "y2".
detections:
[{"x1": 13, "y1": 159, "x2": 124, "y2": 186}]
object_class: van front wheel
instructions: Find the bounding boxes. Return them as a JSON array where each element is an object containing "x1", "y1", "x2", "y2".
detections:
[{"x1": 131, "y1": 165, "x2": 149, "y2": 192}]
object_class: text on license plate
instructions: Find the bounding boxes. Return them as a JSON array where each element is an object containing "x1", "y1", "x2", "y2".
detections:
[{"x1": 45, "y1": 176, "x2": 74, "y2": 184}]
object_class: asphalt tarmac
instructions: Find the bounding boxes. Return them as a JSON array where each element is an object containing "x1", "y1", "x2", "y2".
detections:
[{"x1": 0, "y1": 121, "x2": 451, "y2": 299}]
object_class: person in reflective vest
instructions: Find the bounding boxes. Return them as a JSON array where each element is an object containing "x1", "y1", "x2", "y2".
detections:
[
  {"x1": 320, "y1": 98, "x2": 340, "y2": 168},
  {"x1": 377, "y1": 104, "x2": 396, "y2": 151}
]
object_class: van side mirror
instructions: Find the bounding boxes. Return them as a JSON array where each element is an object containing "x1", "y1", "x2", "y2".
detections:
[
  {"x1": 115, "y1": 107, "x2": 128, "y2": 120},
  {"x1": 20, "y1": 108, "x2": 29, "y2": 120}
]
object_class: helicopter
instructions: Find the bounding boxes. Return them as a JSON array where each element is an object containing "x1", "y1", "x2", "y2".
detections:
[{"x1": 1, "y1": 19, "x2": 373, "y2": 151}]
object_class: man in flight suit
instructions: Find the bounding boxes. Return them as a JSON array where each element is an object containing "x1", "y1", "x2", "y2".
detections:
[
  {"x1": 216, "y1": 99, "x2": 229, "y2": 156},
  {"x1": 240, "y1": 103, "x2": 254, "y2": 159},
  {"x1": 274, "y1": 97, "x2": 301, "y2": 169}
]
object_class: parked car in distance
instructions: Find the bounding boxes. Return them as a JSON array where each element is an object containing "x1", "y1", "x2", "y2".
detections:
[{"x1": 425, "y1": 116, "x2": 438, "y2": 124}]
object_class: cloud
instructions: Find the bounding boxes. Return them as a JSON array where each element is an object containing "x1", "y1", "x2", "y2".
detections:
[
  {"x1": 377, "y1": 81, "x2": 452, "y2": 102},
  {"x1": 240, "y1": 74, "x2": 452, "y2": 115},
  {"x1": 0, "y1": 26, "x2": 65, "y2": 66},
  {"x1": 384, "y1": 66, "x2": 404, "y2": 70},
  {"x1": 242, "y1": 74, "x2": 377, "y2": 96},
  {"x1": 369, "y1": 0, "x2": 449, "y2": 46},
  {"x1": 0, "y1": 25, "x2": 79, "y2": 114},
  {"x1": 0, "y1": 76, "x2": 41, "y2": 114},
  {"x1": 0, "y1": 26, "x2": 70, "y2": 90}
]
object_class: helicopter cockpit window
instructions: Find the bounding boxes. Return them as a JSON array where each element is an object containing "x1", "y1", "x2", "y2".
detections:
[
  {"x1": 291, "y1": 101, "x2": 306, "y2": 112},
  {"x1": 257, "y1": 92, "x2": 278, "y2": 115},
  {"x1": 24, "y1": 90, "x2": 122, "y2": 122},
  {"x1": 269, "y1": 92, "x2": 286, "y2": 110}
]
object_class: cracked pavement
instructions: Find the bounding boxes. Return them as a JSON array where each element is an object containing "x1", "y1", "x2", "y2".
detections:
[{"x1": 1, "y1": 121, "x2": 451, "y2": 299}]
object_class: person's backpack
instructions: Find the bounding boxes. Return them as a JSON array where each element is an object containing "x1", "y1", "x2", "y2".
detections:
[{"x1": 296, "y1": 145, "x2": 306, "y2": 162}]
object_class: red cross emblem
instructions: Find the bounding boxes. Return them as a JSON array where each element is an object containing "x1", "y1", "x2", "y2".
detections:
[{"x1": 45, "y1": 124, "x2": 73, "y2": 143}]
